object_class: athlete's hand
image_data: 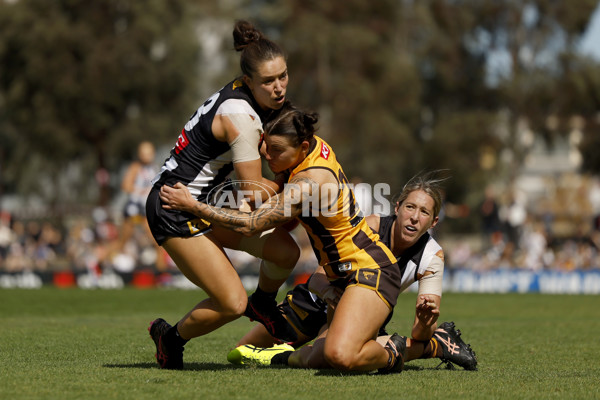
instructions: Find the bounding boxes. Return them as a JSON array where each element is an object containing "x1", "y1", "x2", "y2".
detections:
[
  {"x1": 321, "y1": 285, "x2": 343, "y2": 309},
  {"x1": 238, "y1": 198, "x2": 252, "y2": 213},
  {"x1": 160, "y1": 182, "x2": 197, "y2": 213},
  {"x1": 415, "y1": 294, "x2": 440, "y2": 327}
]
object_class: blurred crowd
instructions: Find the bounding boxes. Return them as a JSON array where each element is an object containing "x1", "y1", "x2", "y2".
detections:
[
  {"x1": 444, "y1": 173, "x2": 600, "y2": 272},
  {"x1": 1, "y1": 172, "x2": 600, "y2": 276},
  {"x1": 0, "y1": 206, "x2": 317, "y2": 279},
  {"x1": 0, "y1": 207, "x2": 168, "y2": 275}
]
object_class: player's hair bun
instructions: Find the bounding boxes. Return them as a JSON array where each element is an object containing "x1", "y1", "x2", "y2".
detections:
[
  {"x1": 233, "y1": 20, "x2": 263, "y2": 51},
  {"x1": 293, "y1": 111, "x2": 319, "y2": 142}
]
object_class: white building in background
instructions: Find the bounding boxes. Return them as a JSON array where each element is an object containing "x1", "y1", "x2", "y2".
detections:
[{"x1": 510, "y1": 115, "x2": 593, "y2": 238}]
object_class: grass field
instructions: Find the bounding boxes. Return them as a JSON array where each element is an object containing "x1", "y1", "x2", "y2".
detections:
[{"x1": 1, "y1": 288, "x2": 599, "y2": 400}]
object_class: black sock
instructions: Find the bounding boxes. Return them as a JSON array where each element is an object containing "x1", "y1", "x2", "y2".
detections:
[
  {"x1": 270, "y1": 351, "x2": 292, "y2": 365},
  {"x1": 252, "y1": 286, "x2": 277, "y2": 303},
  {"x1": 165, "y1": 325, "x2": 188, "y2": 347}
]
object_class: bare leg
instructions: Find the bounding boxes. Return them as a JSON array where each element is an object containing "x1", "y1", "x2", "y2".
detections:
[
  {"x1": 405, "y1": 338, "x2": 427, "y2": 361},
  {"x1": 289, "y1": 332, "x2": 328, "y2": 368},
  {"x1": 162, "y1": 233, "x2": 247, "y2": 340},
  {"x1": 236, "y1": 324, "x2": 277, "y2": 348},
  {"x1": 142, "y1": 218, "x2": 167, "y2": 271},
  {"x1": 118, "y1": 218, "x2": 135, "y2": 252},
  {"x1": 287, "y1": 287, "x2": 391, "y2": 371},
  {"x1": 323, "y1": 286, "x2": 391, "y2": 371},
  {"x1": 213, "y1": 226, "x2": 300, "y2": 292}
]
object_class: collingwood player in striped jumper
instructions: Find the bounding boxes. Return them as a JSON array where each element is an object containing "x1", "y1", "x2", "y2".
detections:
[{"x1": 147, "y1": 21, "x2": 301, "y2": 370}]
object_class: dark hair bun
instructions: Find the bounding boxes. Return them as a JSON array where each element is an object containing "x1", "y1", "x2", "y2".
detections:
[
  {"x1": 303, "y1": 112, "x2": 319, "y2": 128},
  {"x1": 292, "y1": 111, "x2": 319, "y2": 142},
  {"x1": 233, "y1": 20, "x2": 263, "y2": 51}
]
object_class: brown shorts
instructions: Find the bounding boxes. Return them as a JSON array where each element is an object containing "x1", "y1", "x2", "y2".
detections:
[{"x1": 332, "y1": 263, "x2": 402, "y2": 310}]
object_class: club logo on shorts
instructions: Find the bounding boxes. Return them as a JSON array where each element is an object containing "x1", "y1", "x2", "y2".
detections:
[
  {"x1": 362, "y1": 271, "x2": 375, "y2": 281},
  {"x1": 187, "y1": 219, "x2": 210, "y2": 234}
]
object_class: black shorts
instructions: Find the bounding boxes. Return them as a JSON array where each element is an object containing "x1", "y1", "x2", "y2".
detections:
[
  {"x1": 145, "y1": 187, "x2": 211, "y2": 246},
  {"x1": 332, "y1": 262, "x2": 402, "y2": 310},
  {"x1": 281, "y1": 283, "x2": 328, "y2": 339}
]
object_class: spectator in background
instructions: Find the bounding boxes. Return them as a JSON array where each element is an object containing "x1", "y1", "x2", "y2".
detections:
[
  {"x1": 0, "y1": 212, "x2": 13, "y2": 265},
  {"x1": 114, "y1": 141, "x2": 165, "y2": 271},
  {"x1": 479, "y1": 184, "x2": 501, "y2": 250},
  {"x1": 520, "y1": 219, "x2": 548, "y2": 271},
  {"x1": 589, "y1": 176, "x2": 600, "y2": 232},
  {"x1": 500, "y1": 188, "x2": 527, "y2": 250}
]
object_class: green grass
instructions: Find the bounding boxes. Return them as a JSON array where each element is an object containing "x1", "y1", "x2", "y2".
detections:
[{"x1": 1, "y1": 288, "x2": 599, "y2": 400}]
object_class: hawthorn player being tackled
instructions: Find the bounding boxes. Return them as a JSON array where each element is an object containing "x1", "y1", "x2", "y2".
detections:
[{"x1": 224, "y1": 171, "x2": 478, "y2": 372}]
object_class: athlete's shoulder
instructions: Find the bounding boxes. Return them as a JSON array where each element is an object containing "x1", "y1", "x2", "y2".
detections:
[
  {"x1": 216, "y1": 79, "x2": 262, "y2": 117},
  {"x1": 221, "y1": 78, "x2": 245, "y2": 93},
  {"x1": 365, "y1": 213, "x2": 381, "y2": 233},
  {"x1": 218, "y1": 78, "x2": 252, "y2": 100},
  {"x1": 314, "y1": 136, "x2": 334, "y2": 160},
  {"x1": 379, "y1": 214, "x2": 395, "y2": 226},
  {"x1": 423, "y1": 234, "x2": 444, "y2": 264},
  {"x1": 308, "y1": 136, "x2": 340, "y2": 172}
]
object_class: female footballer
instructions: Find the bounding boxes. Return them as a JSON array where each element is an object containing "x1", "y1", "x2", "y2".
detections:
[{"x1": 146, "y1": 20, "x2": 300, "y2": 370}]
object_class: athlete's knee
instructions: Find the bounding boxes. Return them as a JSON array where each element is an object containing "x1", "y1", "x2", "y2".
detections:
[
  {"x1": 264, "y1": 231, "x2": 300, "y2": 269},
  {"x1": 227, "y1": 295, "x2": 248, "y2": 318},
  {"x1": 278, "y1": 243, "x2": 301, "y2": 269},
  {"x1": 323, "y1": 342, "x2": 356, "y2": 371},
  {"x1": 217, "y1": 293, "x2": 248, "y2": 320},
  {"x1": 286, "y1": 243, "x2": 301, "y2": 267}
]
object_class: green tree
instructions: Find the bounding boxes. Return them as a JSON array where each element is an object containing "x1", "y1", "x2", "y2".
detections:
[
  {"x1": 262, "y1": 0, "x2": 600, "y2": 232},
  {"x1": 266, "y1": 0, "x2": 422, "y2": 193},
  {"x1": 0, "y1": 0, "x2": 198, "y2": 208}
]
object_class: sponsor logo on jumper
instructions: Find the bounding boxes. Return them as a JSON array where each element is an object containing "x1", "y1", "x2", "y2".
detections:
[{"x1": 320, "y1": 143, "x2": 330, "y2": 159}]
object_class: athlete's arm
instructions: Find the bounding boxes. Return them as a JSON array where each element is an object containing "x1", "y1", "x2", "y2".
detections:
[
  {"x1": 159, "y1": 172, "x2": 319, "y2": 236},
  {"x1": 365, "y1": 214, "x2": 380, "y2": 233},
  {"x1": 214, "y1": 114, "x2": 280, "y2": 204},
  {"x1": 411, "y1": 253, "x2": 444, "y2": 341},
  {"x1": 308, "y1": 266, "x2": 342, "y2": 309}
]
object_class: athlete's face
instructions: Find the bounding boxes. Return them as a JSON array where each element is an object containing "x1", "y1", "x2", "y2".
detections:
[
  {"x1": 395, "y1": 189, "x2": 439, "y2": 247},
  {"x1": 244, "y1": 56, "x2": 288, "y2": 111},
  {"x1": 262, "y1": 134, "x2": 308, "y2": 173}
]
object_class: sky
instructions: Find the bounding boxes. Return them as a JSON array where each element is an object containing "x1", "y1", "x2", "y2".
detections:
[{"x1": 580, "y1": 1, "x2": 600, "y2": 60}]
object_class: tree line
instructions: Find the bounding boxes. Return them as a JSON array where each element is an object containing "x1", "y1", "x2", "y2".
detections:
[{"x1": 1, "y1": 0, "x2": 599, "y2": 232}]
